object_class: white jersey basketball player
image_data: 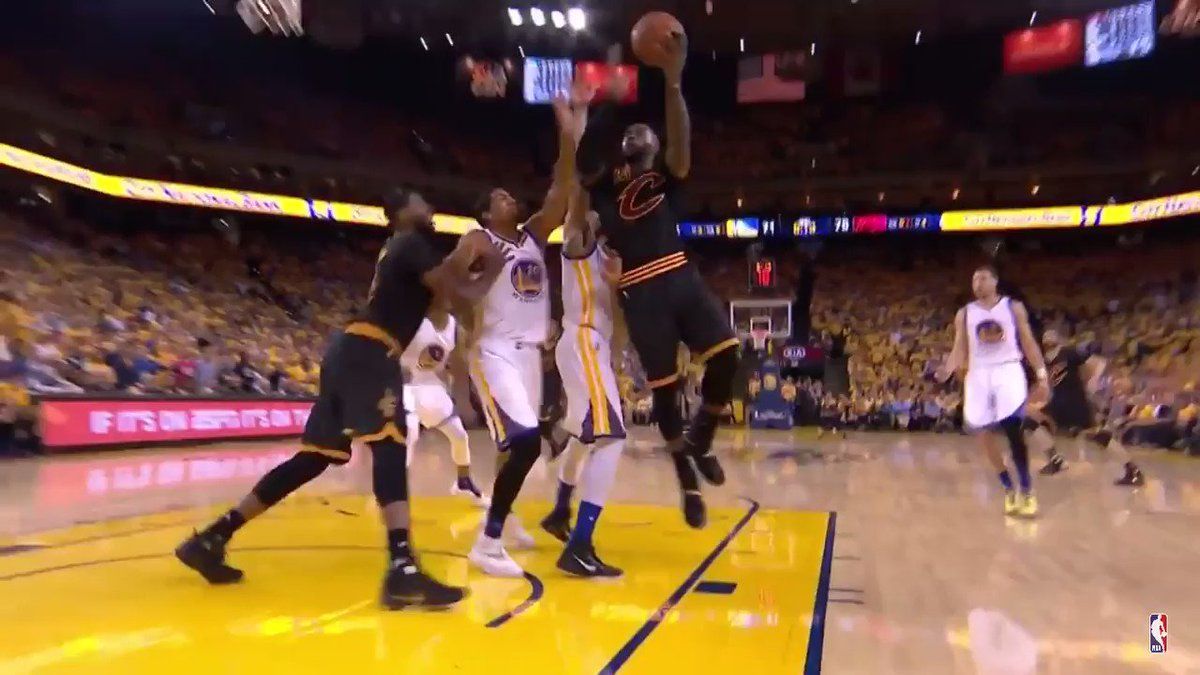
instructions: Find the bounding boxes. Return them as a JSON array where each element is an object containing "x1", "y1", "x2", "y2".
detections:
[
  {"x1": 538, "y1": 186, "x2": 626, "y2": 578},
  {"x1": 938, "y1": 264, "x2": 1049, "y2": 518},
  {"x1": 399, "y1": 304, "x2": 488, "y2": 507},
  {"x1": 466, "y1": 90, "x2": 586, "y2": 577}
]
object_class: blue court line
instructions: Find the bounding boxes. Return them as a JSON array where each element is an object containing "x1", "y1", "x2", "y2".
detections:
[
  {"x1": 485, "y1": 571, "x2": 545, "y2": 628},
  {"x1": 803, "y1": 512, "x2": 838, "y2": 675},
  {"x1": 598, "y1": 498, "x2": 761, "y2": 674}
]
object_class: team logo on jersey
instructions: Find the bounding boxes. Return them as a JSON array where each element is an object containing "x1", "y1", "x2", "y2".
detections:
[
  {"x1": 510, "y1": 259, "x2": 545, "y2": 300},
  {"x1": 975, "y1": 319, "x2": 1006, "y2": 344},
  {"x1": 418, "y1": 345, "x2": 445, "y2": 370},
  {"x1": 617, "y1": 172, "x2": 666, "y2": 221}
]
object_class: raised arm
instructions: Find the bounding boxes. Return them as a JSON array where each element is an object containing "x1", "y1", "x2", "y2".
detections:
[
  {"x1": 561, "y1": 183, "x2": 593, "y2": 258},
  {"x1": 526, "y1": 89, "x2": 589, "y2": 242},
  {"x1": 661, "y1": 30, "x2": 691, "y2": 179}
]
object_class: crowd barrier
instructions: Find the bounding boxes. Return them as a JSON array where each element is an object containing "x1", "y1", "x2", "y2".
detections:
[{"x1": 34, "y1": 394, "x2": 315, "y2": 452}]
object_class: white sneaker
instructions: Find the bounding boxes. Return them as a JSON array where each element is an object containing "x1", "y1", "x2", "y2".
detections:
[
  {"x1": 506, "y1": 515, "x2": 536, "y2": 551},
  {"x1": 468, "y1": 534, "x2": 524, "y2": 578},
  {"x1": 449, "y1": 478, "x2": 491, "y2": 508}
]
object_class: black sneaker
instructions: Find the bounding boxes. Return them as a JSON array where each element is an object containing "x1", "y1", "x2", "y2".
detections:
[
  {"x1": 540, "y1": 509, "x2": 572, "y2": 544},
  {"x1": 175, "y1": 530, "x2": 244, "y2": 585},
  {"x1": 557, "y1": 542, "x2": 622, "y2": 578},
  {"x1": 682, "y1": 490, "x2": 707, "y2": 529},
  {"x1": 691, "y1": 453, "x2": 726, "y2": 486},
  {"x1": 1114, "y1": 467, "x2": 1145, "y2": 487},
  {"x1": 381, "y1": 559, "x2": 468, "y2": 610},
  {"x1": 1039, "y1": 455, "x2": 1067, "y2": 475}
]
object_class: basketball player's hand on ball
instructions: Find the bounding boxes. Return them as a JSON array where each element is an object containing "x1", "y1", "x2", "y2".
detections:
[{"x1": 662, "y1": 28, "x2": 688, "y2": 81}]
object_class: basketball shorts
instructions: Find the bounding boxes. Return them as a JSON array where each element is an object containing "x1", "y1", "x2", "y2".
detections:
[
  {"x1": 556, "y1": 323, "x2": 626, "y2": 443},
  {"x1": 469, "y1": 340, "x2": 543, "y2": 448},
  {"x1": 301, "y1": 327, "x2": 405, "y2": 464},
  {"x1": 403, "y1": 382, "x2": 457, "y2": 429},
  {"x1": 1044, "y1": 389, "x2": 1095, "y2": 434},
  {"x1": 620, "y1": 266, "x2": 738, "y2": 388},
  {"x1": 963, "y1": 361, "x2": 1028, "y2": 430}
]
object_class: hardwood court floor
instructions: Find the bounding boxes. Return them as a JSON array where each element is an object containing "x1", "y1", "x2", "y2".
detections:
[{"x1": 0, "y1": 428, "x2": 1197, "y2": 674}]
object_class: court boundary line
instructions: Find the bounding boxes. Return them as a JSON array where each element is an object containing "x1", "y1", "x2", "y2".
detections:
[
  {"x1": 597, "y1": 497, "x2": 761, "y2": 674},
  {"x1": 0, "y1": 545, "x2": 543, "y2": 628},
  {"x1": 803, "y1": 511, "x2": 838, "y2": 675}
]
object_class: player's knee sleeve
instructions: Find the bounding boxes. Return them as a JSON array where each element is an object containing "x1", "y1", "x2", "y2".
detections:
[
  {"x1": 999, "y1": 414, "x2": 1027, "y2": 450},
  {"x1": 369, "y1": 438, "x2": 409, "y2": 506},
  {"x1": 700, "y1": 347, "x2": 738, "y2": 406},
  {"x1": 253, "y1": 451, "x2": 331, "y2": 507},
  {"x1": 651, "y1": 382, "x2": 684, "y2": 442}
]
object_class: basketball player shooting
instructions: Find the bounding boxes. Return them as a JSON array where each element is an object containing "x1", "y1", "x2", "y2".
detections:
[
  {"x1": 400, "y1": 299, "x2": 490, "y2": 506},
  {"x1": 577, "y1": 28, "x2": 739, "y2": 529},
  {"x1": 175, "y1": 188, "x2": 505, "y2": 610},
  {"x1": 937, "y1": 265, "x2": 1049, "y2": 518},
  {"x1": 465, "y1": 89, "x2": 587, "y2": 578},
  {"x1": 538, "y1": 183, "x2": 627, "y2": 578},
  {"x1": 1027, "y1": 328, "x2": 1145, "y2": 485}
]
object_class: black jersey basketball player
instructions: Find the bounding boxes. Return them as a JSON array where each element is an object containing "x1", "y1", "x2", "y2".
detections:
[
  {"x1": 175, "y1": 188, "x2": 505, "y2": 609},
  {"x1": 1029, "y1": 328, "x2": 1144, "y2": 485},
  {"x1": 576, "y1": 39, "x2": 739, "y2": 529}
]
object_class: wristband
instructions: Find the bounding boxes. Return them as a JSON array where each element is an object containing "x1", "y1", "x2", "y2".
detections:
[{"x1": 1036, "y1": 367, "x2": 1048, "y2": 381}]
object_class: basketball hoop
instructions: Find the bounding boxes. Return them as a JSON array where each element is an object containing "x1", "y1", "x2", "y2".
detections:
[{"x1": 751, "y1": 328, "x2": 769, "y2": 352}]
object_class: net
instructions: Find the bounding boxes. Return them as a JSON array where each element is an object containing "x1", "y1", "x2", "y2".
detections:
[{"x1": 750, "y1": 328, "x2": 770, "y2": 352}]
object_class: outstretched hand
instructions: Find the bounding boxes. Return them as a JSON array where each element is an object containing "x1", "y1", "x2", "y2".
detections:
[{"x1": 662, "y1": 29, "x2": 688, "y2": 82}]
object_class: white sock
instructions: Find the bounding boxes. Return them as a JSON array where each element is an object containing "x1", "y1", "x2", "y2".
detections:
[
  {"x1": 577, "y1": 437, "x2": 624, "y2": 507},
  {"x1": 440, "y1": 416, "x2": 471, "y2": 467},
  {"x1": 405, "y1": 414, "x2": 420, "y2": 468}
]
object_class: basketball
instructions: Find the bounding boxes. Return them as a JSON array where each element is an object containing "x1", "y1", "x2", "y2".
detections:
[{"x1": 630, "y1": 11, "x2": 685, "y2": 68}]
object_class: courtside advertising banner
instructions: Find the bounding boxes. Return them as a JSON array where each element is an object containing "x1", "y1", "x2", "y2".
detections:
[{"x1": 38, "y1": 397, "x2": 315, "y2": 449}]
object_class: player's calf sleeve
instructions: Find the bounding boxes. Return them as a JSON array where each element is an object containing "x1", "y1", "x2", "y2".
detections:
[
  {"x1": 441, "y1": 416, "x2": 471, "y2": 467},
  {"x1": 999, "y1": 415, "x2": 1032, "y2": 491},
  {"x1": 484, "y1": 429, "x2": 541, "y2": 537},
  {"x1": 651, "y1": 381, "x2": 685, "y2": 442},
  {"x1": 369, "y1": 438, "x2": 410, "y2": 507},
  {"x1": 252, "y1": 451, "x2": 332, "y2": 507},
  {"x1": 578, "y1": 438, "x2": 623, "y2": 507},
  {"x1": 699, "y1": 347, "x2": 738, "y2": 408}
]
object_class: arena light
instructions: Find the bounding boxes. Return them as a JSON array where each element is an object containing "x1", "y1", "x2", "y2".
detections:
[
  {"x1": 810, "y1": 42, "x2": 816, "y2": 55},
  {"x1": 201, "y1": 0, "x2": 215, "y2": 14},
  {"x1": 508, "y1": 7, "x2": 523, "y2": 26},
  {"x1": 914, "y1": 30, "x2": 922, "y2": 44},
  {"x1": 1029, "y1": 10, "x2": 1038, "y2": 26},
  {"x1": 550, "y1": 10, "x2": 566, "y2": 28},
  {"x1": 530, "y1": 8, "x2": 545, "y2": 26},
  {"x1": 739, "y1": 37, "x2": 745, "y2": 52},
  {"x1": 518, "y1": 44, "x2": 526, "y2": 57},
  {"x1": 1031, "y1": 183, "x2": 1040, "y2": 195},
  {"x1": 706, "y1": 0, "x2": 714, "y2": 15},
  {"x1": 445, "y1": 32, "x2": 454, "y2": 46},
  {"x1": 567, "y1": 7, "x2": 586, "y2": 31},
  {"x1": 1193, "y1": 165, "x2": 1199, "y2": 176},
  {"x1": 420, "y1": 36, "x2": 429, "y2": 50},
  {"x1": 952, "y1": 187, "x2": 961, "y2": 200}
]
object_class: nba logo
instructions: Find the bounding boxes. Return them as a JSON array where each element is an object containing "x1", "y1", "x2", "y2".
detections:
[{"x1": 1149, "y1": 614, "x2": 1167, "y2": 653}]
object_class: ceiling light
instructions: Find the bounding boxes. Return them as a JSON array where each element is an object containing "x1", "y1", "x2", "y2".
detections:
[
  {"x1": 567, "y1": 7, "x2": 586, "y2": 30},
  {"x1": 508, "y1": 8, "x2": 523, "y2": 26},
  {"x1": 530, "y1": 8, "x2": 545, "y2": 26},
  {"x1": 550, "y1": 10, "x2": 566, "y2": 28}
]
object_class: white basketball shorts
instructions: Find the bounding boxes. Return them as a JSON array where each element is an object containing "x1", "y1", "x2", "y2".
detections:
[
  {"x1": 555, "y1": 324, "x2": 625, "y2": 443},
  {"x1": 469, "y1": 340, "x2": 542, "y2": 447},
  {"x1": 963, "y1": 361, "x2": 1028, "y2": 430}
]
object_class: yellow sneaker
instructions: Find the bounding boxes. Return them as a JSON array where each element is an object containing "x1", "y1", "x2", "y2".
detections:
[
  {"x1": 1018, "y1": 493, "x2": 1039, "y2": 518},
  {"x1": 1003, "y1": 491, "x2": 1019, "y2": 516}
]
